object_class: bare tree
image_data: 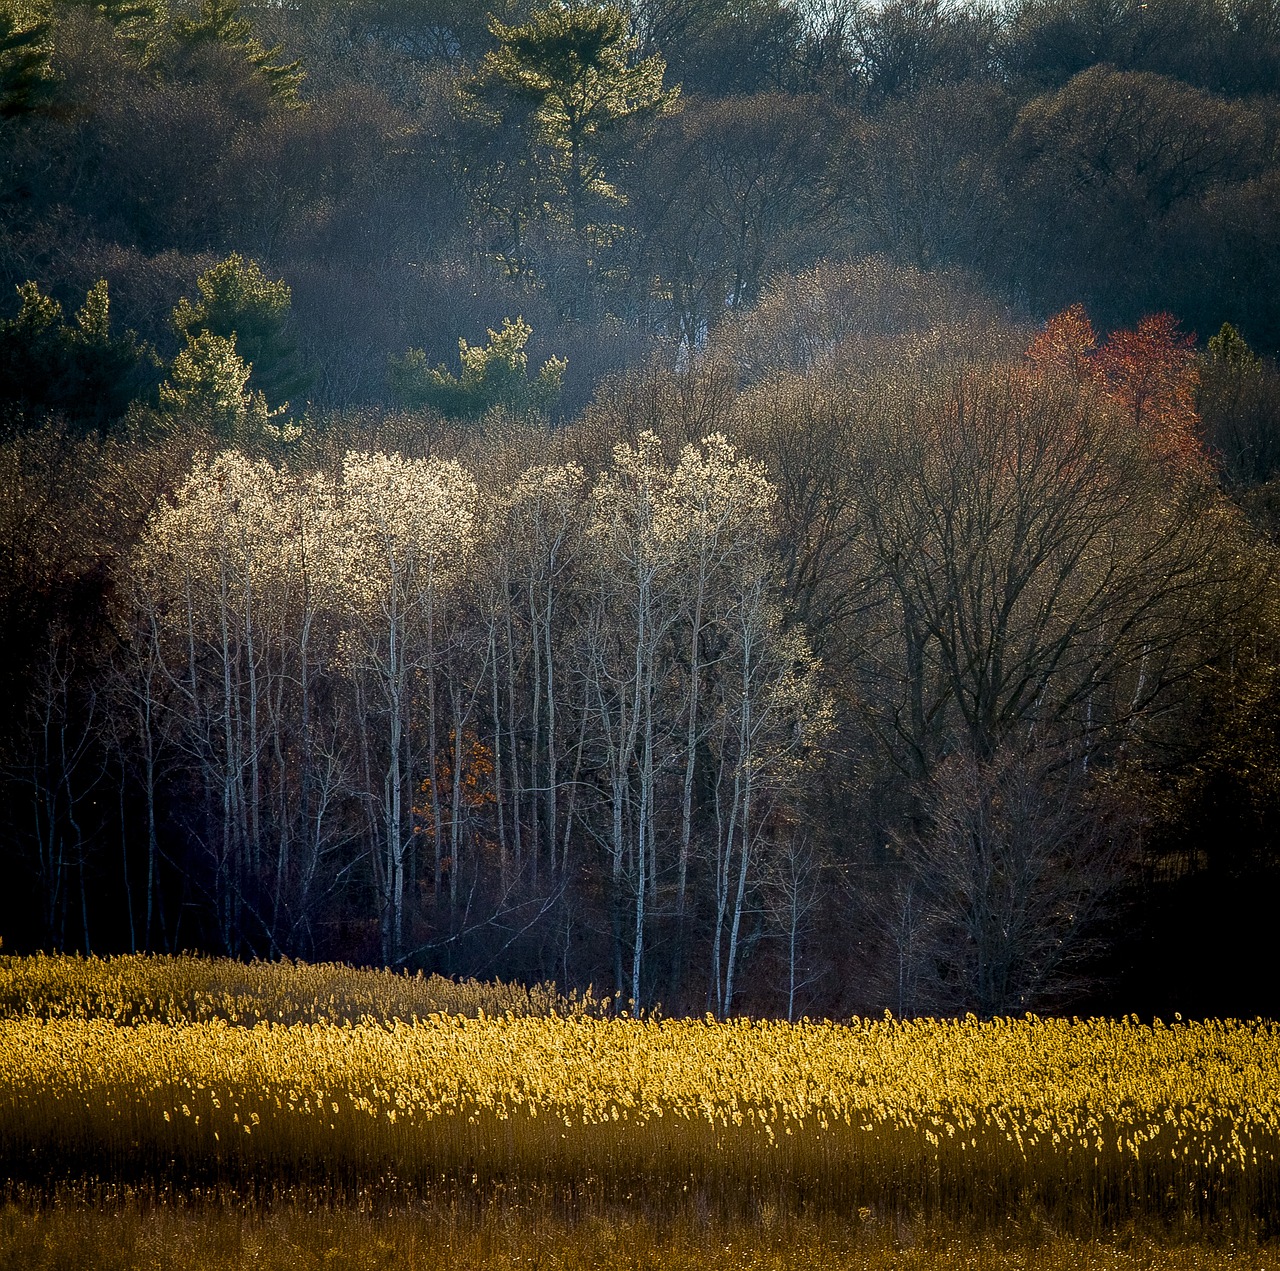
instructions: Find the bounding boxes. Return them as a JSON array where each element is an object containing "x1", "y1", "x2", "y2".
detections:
[
  {"x1": 705, "y1": 556, "x2": 830, "y2": 1017},
  {"x1": 886, "y1": 746, "x2": 1126, "y2": 1015},
  {"x1": 581, "y1": 432, "x2": 683, "y2": 1003},
  {"x1": 330, "y1": 451, "x2": 476, "y2": 962},
  {"x1": 761, "y1": 834, "x2": 826, "y2": 1020},
  {"x1": 16, "y1": 631, "x2": 107, "y2": 952},
  {"x1": 490, "y1": 462, "x2": 588, "y2": 887},
  {"x1": 107, "y1": 603, "x2": 181, "y2": 951},
  {"x1": 838, "y1": 356, "x2": 1250, "y2": 779}
]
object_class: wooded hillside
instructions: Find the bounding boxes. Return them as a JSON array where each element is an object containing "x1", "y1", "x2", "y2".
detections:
[{"x1": 4, "y1": 0, "x2": 1280, "y2": 1018}]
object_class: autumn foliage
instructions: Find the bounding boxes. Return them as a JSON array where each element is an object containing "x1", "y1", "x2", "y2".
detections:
[
  {"x1": 1028, "y1": 306, "x2": 1204, "y2": 474},
  {"x1": 414, "y1": 729, "x2": 497, "y2": 888}
]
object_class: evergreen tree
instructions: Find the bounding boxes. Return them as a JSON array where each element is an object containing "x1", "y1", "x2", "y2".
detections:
[
  {"x1": 173, "y1": 0, "x2": 304, "y2": 103},
  {"x1": 160, "y1": 329, "x2": 286, "y2": 438},
  {"x1": 473, "y1": 0, "x2": 678, "y2": 232},
  {"x1": 0, "y1": 280, "x2": 153, "y2": 434},
  {"x1": 1208, "y1": 321, "x2": 1261, "y2": 369},
  {"x1": 64, "y1": 0, "x2": 169, "y2": 59},
  {"x1": 172, "y1": 254, "x2": 308, "y2": 408},
  {"x1": 0, "y1": 0, "x2": 57, "y2": 118},
  {"x1": 389, "y1": 316, "x2": 566, "y2": 418}
]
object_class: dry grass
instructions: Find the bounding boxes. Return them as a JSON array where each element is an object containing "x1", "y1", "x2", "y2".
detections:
[
  {"x1": 0, "y1": 953, "x2": 592, "y2": 1026},
  {"x1": 1, "y1": 956, "x2": 1277, "y2": 1242}
]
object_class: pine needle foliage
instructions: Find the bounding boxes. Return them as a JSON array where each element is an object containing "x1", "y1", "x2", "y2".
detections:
[
  {"x1": 172, "y1": 0, "x2": 303, "y2": 103},
  {"x1": 0, "y1": 0, "x2": 56, "y2": 117},
  {"x1": 389, "y1": 316, "x2": 566, "y2": 419}
]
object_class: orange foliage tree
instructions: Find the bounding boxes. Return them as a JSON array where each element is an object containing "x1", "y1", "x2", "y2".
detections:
[
  {"x1": 413, "y1": 729, "x2": 497, "y2": 894},
  {"x1": 1028, "y1": 306, "x2": 1204, "y2": 474},
  {"x1": 1025, "y1": 303, "x2": 1099, "y2": 381}
]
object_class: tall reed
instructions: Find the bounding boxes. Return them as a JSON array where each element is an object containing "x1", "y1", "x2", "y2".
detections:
[{"x1": 0, "y1": 970, "x2": 1275, "y2": 1234}]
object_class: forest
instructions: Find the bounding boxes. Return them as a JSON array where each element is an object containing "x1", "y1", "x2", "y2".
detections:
[{"x1": 5, "y1": 0, "x2": 1280, "y2": 1022}]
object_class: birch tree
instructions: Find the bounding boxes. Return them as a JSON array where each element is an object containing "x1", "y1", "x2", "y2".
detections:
[
  {"x1": 656, "y1": 433, "x2": 774, "y2": 987},
  {"x1": 582, "y1": 433, "x2": 683, "y2": 1002},
  {"x1": 706, "y1": 564, "x2": 829, "y2": 1016},
  {"x1": 130, "y1": 452, "x2": 346, "y2": 956},
  {"x1": 331, "y1": 451, "x2": 476, "y2": 962},
  {"x1": 133, "y1": 452, "x2": 279, "y2": 951},
  {"x1": 488, "y1": 462, "x2": 588, "y2": 888}
]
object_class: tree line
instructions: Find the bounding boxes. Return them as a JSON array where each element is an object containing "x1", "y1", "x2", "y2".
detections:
[
  {"x1": 6, "y1": 0, "x2": 1280, "y2": 1015},
  {"x1": 4, "y1": 255, "x2": 1280, "y2": 1018}
]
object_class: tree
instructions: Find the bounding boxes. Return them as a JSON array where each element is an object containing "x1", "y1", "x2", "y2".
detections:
[
  {"x1": 329, "y1": 451, "x2": 477, "y2": 962},
  {"x1": 472, "y1": 0, "x2": 678, "y2": 234},
  {"x1": 729, "y1": 317, "x2": 1259, "y2": 1014},
  {"x1": 1002, "y1": 0, "x2": 1265, "y2": 97},
  {"x1": 129, "y1": 453, "x2": 351, "y2": 956},
  {"x1": 839, "y1": 353, "x2": 1240, "y2": 778},
  {"x1": 631, "y1": 0, "x2": 809, "y2": 97},
  {"x1": 1024, "y1": 301, "x2": 1098, "y2": 380},
  {"x1": 0, "y1": 420, "x2": 183, "y2": 956},
  {"x1": 580, "y1": 432, "x2": 682, "y2": 1002},
  {"x1": 852, "y1": 81, "x2": 1014, "y2": 274},
  {"x1": 578, "y1": 431, "x2": 828, "y2": 1011},
  {"x1": 487, "y1": 459, "x2": 588, "y2": 892},
  {"x1": 16, "y1": 627, "x2": 109, "y2": 952},
  {"x1": 1006, "y1": 66, "x2": 1267, "y2": 319},
  {"x1": 173, "y1": 0, "x2": 305, "y2": 104},
  {"x1": 699, "y1": 509, "x2": 829, "y2": 1017},
  {"x1": 849, "y1": 0, "x2": 1000, "y2": 106},
  {"x1": 886, "y1": 746, "x2": 1124, "y2": 1015},
  {"x1": 172, "y1": 254, "x2": 308, "y2": 408},
  {"x1": 1198, "y1": 322, "x2": 1280, "y2": 491},
  {"x1": 635, "y1": 93, "x2": 848, "y2": 341},
  {"x1": 658, "y1": 432, "x2": 828, "y2": 1013},
  {"x1": 1094, "y1": 311, "x2": 1202, "y2": 471},
  {"x1": 0, "y1": 280, "x2": 153, "y2": 434},
  {"x1": 389, "y1": 316, "x2": 566, "y2": 419},
  {"x1": 728, "y1": 256, "x2": 1002, "y2": 382},
  {"x1": 0, "y1": 0, "x2": 57, "y2": 118},
  {"x1": 1030, "y1": 305, "x2": 1204, "y2": 474},
  {"x1": 760, "y1": 834, "x2": 825, "y2": 1020},
  {"x1": 159, "y1": 330, "x2": 285, "y2": 438}
]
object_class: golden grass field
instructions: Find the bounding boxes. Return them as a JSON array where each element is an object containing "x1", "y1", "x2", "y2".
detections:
[
  {"x1": 0, "y1": 955, "x2": 1276, "y2": 1267},
  {"x1": 0, "y1": 952, "x2": 595, "y2": 1024}
]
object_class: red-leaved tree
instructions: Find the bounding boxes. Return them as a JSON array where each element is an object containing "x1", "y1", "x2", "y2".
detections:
[{"x1": 1029, "y1": 307, "x2": 1204, "y2": 474}]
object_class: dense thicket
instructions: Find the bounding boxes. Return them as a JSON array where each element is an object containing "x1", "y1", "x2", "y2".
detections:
[{"x1": 4, "y1": 0, "x2": 1280, "y2": 1017}]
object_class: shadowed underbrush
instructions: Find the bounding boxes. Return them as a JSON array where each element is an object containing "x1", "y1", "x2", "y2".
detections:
[{"x1": 0, "y1": 1193, "x2": 1275, "y2": 1271}]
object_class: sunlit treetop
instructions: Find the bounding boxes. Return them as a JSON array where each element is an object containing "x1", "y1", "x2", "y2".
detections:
[{"x1": 1027, "y1": 305, "x2": 1204, "y2": 475}]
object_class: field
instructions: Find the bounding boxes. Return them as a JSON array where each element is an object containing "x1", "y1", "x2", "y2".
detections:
[{"x1": 0, "y1": 955, "x2": 1277, "y2": 1268}]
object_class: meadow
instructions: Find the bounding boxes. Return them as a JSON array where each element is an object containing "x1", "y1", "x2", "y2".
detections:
[{"x1": 0, "y1": 955, "x2": 1277, "y2": 1267}]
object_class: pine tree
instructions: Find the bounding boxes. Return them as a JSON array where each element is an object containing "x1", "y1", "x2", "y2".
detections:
[
  {"x1": 172, "y1": 254, "x2": 308, "y2": 407},
  {"x1": 390, "y1": 317, "x2": 566, "y2": 419},
  {"x1": 473, "y1": 1, "x2": 678, "y2": 231},
  {"x1": 0, "y1": 1, "x2": 57, "y2": 119},
  {"x1": 160, "y1": 329, "x2": 284, "y2": 438},
  {"x1": 0, "y1": 280, "x2": 153, "y2": 433},
  {"x1": 173, "y1": 0, "x2": 304, "y2": 103},
  {"x1": 1208, "y1": 322, "x2": 1261, "y2": 370}
]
